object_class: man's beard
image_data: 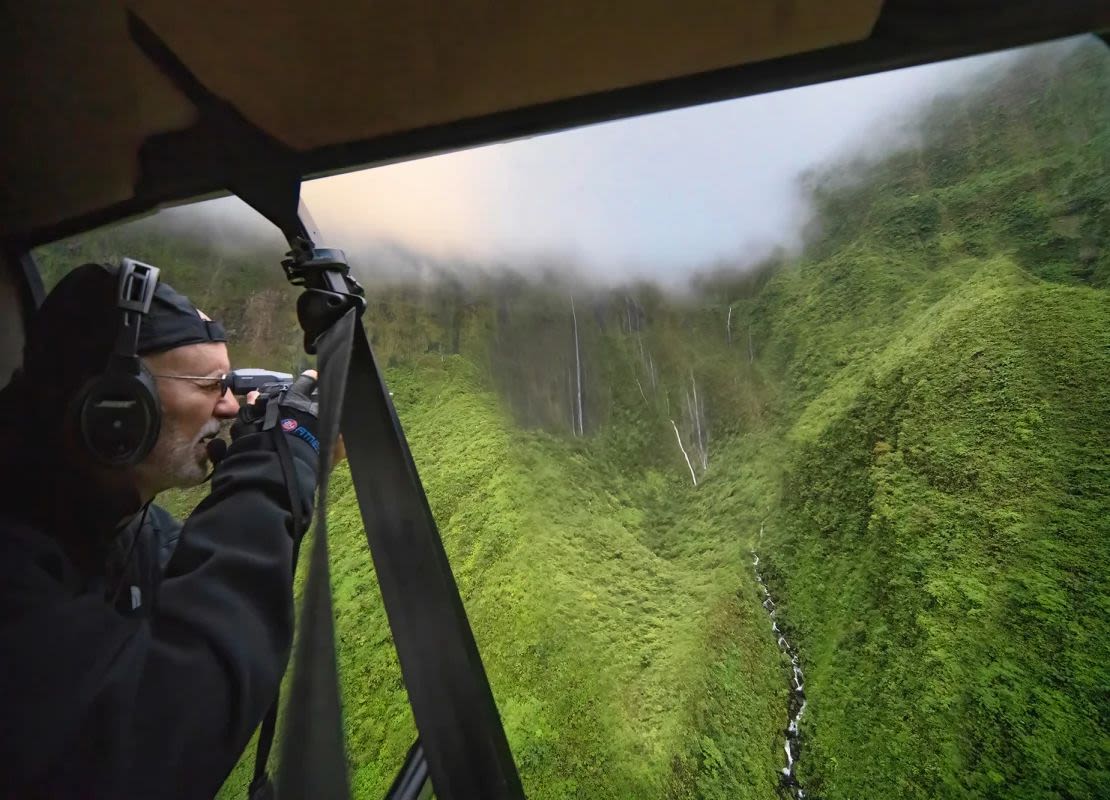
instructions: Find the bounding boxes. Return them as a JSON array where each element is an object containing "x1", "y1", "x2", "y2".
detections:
[{"x1": 138, "y1": 419, "x2": 222, "y2": 494}]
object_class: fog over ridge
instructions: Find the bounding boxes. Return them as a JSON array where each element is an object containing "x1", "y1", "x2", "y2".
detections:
[{"x1": 140, "y1": 38, "x2": 1082, "y2": 288}]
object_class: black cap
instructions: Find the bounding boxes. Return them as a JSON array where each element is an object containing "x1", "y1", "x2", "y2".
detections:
[
  {"x1": 124, "y1": 265, "x2": 228, "y2": 354},
  {"x1": 20, "y1": 261, "x2": 227, "y2": 412}
]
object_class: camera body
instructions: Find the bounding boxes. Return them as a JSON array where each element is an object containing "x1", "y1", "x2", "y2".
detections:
[
  {"x1": 228, "y1": 368, "x2": 294, "y2": 396},
  {"x1": 228, "y1": 368, "x2": 320, "y2": 403}
]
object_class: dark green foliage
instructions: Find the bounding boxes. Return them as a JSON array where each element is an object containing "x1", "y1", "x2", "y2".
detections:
[
  {"x1": 209, "y1": 358, "x2": 784, "y2": 800},
  {"x1": 742, "y1": 38, "x2": 1110, "y2": 799},
  {"x1": 764, "y1": 281, "x2": 1109, "y2": 798},
  {"x1": 803, "y1": 40, "x2": 1110, "y2": 287}
]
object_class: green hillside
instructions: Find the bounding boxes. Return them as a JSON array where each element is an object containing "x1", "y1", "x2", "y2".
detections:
[
  {"x1": 34, "y1": 36, "x2": 1109, "y2": 800},
  {"x1": 765, "y1": 273, "x2": 1108, "y2": 798},
  {"x1": 738, "y1": 41, "x2": 1110, "y2": 797}
]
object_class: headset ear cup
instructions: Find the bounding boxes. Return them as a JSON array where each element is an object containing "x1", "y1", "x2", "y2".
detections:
[{"x1": 76, "y1": 365, "x2": 162, "y2": 466}]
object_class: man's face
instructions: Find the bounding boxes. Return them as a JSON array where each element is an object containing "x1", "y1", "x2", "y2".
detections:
[{"x1": 132, "y1": 341, "x2": 239, "y2": 499}]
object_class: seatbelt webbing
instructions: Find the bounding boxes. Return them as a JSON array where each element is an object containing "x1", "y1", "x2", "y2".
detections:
[
  {"x1": 273, "y1": 309, "x2": 356, "y2": 800},
  {"x1": 253, "y1": 305, "x2": 523, "y2": 800},
  {"x1": 386, "y1": 739, "x2": 432, "y2": 800},
  {"x1": 340, "y1": 318, "x2": 524, "y2": 800}
]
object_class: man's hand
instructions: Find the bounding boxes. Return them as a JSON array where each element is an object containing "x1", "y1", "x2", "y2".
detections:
[
  {"x1": 231, "y1": 369, "x2": 318, "y2": 446},
  {"x1": 233, "y1": 370, "x2": 344, "y2": 468}
]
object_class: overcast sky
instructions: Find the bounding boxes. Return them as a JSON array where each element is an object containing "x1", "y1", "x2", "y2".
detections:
[{"x1": 156, "y1": 39, "x2": 1079, "y2": 284}]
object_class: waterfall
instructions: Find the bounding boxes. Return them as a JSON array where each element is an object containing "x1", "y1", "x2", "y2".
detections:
[
  {"x1": 567, "y1": 367, "x2": 576, "y2": 436},
  {"x1": 690, "y1": 372, "x2": 707, "y2": 471},
  {"x1": 571, "y1": 296, "x2": 584, "y2": 437},
  {"x1": 670, "y1": 419, "x2": 698, "y2": 486},
  {"x1": 727, "y1": 305, "x2": 733, "y2": 345},
  {"x1": 752, "y1": 532, "x2": 808, "y2": 799}
]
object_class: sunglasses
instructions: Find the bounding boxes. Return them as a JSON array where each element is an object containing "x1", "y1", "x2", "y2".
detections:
[
  {"x1": 152, "y1": 370, "x2": 297, "y2": 397},
  {"x1": 151, "y1": 372, "x2": 234, "y2": 396}
]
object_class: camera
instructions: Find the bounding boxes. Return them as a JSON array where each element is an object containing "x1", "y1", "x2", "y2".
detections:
[{"x1": 229, "y1": 368, "x2": 296, "y2": 397}]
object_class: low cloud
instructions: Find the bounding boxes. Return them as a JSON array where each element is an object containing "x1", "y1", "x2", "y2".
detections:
[{"x1": 135, "y1": 38, "x2": 1079, "y2": 287}]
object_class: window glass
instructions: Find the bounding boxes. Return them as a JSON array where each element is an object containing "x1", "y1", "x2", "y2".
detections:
[{"x1": 29, "y1": 34, "x2": 1110, "y2": 800}]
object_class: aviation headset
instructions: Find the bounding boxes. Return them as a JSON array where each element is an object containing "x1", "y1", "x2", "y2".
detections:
[{"x1": 73, "y1": 258, "x2": 163, "y2": 466}]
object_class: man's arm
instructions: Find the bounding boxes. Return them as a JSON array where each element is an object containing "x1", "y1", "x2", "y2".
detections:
[
  {"x1": 125, "y1": 426, "x2": 317, "y2": 797},
  {"x1": 0, "y1": 427, "x2": 317, "y2": 799}
]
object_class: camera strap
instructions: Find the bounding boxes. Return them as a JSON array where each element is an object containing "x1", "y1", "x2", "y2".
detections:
[{"x1": 248, "y1": 417, "x2": 309, "y2": 800}]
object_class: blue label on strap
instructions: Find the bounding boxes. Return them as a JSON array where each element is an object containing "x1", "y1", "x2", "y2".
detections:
[{"x1": 280, "y1": 418, "x2": 320, "y2": 453}]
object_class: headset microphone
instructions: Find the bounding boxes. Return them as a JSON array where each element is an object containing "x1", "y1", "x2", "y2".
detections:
[{"x1": 205, "y1": 437, "x2": 228, "y2": 466}]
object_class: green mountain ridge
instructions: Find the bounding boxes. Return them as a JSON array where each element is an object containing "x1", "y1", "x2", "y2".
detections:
[{"x1": 34, "y1": 37, "x2": 1109, "y2": 800}]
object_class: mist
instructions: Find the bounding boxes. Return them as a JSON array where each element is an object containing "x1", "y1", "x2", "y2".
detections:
[{"x1": 141, "y1": 38, "x2": 1082, "y2": 288}]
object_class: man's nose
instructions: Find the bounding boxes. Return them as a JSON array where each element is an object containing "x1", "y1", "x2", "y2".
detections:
[{"x1": 214, "y1": 389, "x2": 240, "y2": 419}]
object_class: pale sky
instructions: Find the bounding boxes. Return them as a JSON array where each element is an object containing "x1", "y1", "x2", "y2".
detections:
[{"x1": 151, "y1": 38, "x2": 1083, "y2": 285}]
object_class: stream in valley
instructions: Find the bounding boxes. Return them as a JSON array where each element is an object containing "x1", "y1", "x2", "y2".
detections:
[{"x1": 752, "y1": 541, "x2": 808, "y2": 799}]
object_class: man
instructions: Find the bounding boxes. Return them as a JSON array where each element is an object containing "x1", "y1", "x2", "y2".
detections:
[{"x1": 0, "y1": 262, "x2": 322, "y2": 798}]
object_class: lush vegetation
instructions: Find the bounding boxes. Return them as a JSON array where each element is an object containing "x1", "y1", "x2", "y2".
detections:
[
  {"x1": 735, "y1": 40, "x2": 1110, "y2": 799},
  {"x1": 34, "y1": 36, "x2": 1109, "y2": 800}
]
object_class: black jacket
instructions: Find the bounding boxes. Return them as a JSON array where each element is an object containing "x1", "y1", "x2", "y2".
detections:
[{"x1": 0, "y1": 428, "x2": 317, "y2": 798}]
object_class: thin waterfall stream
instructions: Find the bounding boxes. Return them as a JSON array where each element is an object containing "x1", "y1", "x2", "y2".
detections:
[{"x1": 752, "y1": 528, "x2": 807, "y2": 799}]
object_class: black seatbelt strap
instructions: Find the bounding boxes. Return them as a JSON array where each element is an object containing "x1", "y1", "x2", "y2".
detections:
[
  {"x1": 274, "y1": 309, "x2": 357, "y2": 799},
  {"x1": 385, "y1": 739, "x2": 432, "y2": 800},
  {"x1": 238, "y1": 221, "x2": 522, "y2": 798},
  {"x1": 339, "y1": 316, "x2": 524, "y2": 800}
]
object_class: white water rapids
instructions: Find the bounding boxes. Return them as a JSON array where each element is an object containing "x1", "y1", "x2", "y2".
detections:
[{"x1": 752, "y1": 548, "x2": 808, "y2": 799}]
